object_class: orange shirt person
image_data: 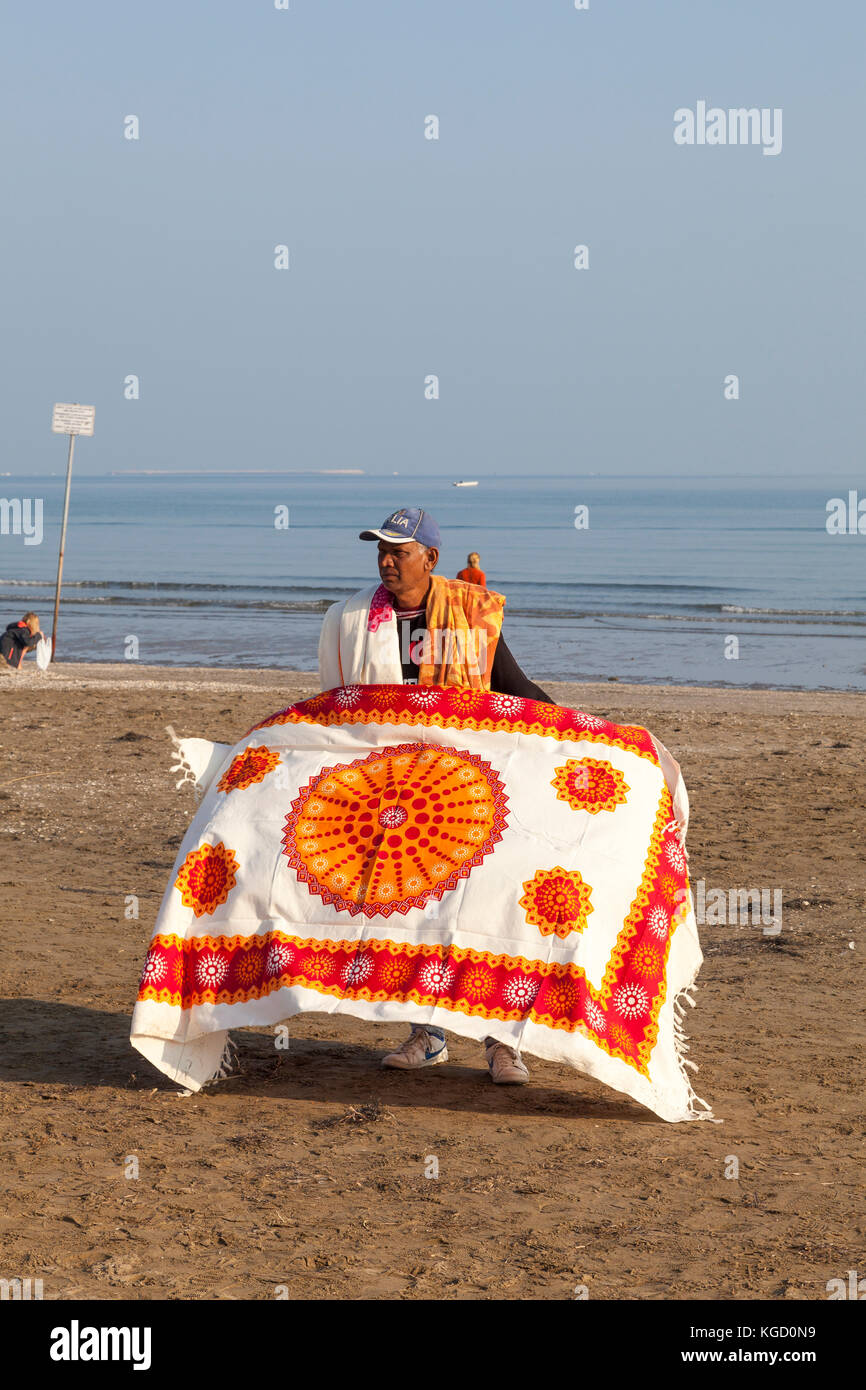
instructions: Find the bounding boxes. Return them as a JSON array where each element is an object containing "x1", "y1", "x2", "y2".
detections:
[{"x1": 456, "y1": 552, "x2": 486, "y2": 587}]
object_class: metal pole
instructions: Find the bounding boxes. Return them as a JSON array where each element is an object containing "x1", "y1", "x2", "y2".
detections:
[{"x1": 51, "y1": 432, "x2": 76, "y2": 659}]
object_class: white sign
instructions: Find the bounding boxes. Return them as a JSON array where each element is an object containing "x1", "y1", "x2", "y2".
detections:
[{"x1": 52, "y1": 403, "x2": 95, "y2": 435}]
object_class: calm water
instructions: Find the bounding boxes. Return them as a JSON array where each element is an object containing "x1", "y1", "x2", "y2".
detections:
[{"x1": 1, "y1": 473, "x2": 864, "y2": 689}]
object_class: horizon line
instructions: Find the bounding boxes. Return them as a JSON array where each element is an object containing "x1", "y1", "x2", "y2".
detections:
[{"x1": 0, "y1": 470, "x2": 855, "y2": 481}]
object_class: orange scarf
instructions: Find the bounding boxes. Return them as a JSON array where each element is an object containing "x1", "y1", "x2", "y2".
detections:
[{"x1": 417, "y1": 575, "x2": 505, "y2": 690}]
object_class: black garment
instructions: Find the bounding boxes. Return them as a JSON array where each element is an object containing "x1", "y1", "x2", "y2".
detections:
[
  {"x1": 0, "y1": 622, "x2": 41, "y2": 668},
  {"x1": 489, "y1": 632, "x2": 554, "y2": 704},
  {"x1": 394, "y1": 612, "x2": 555, "y2": 705},
  {"x1": 394, "y1": 606, "x2": 427, "y2": 684}
]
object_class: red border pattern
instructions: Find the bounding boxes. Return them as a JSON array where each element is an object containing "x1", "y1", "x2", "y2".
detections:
[{"x1": 246, "y1": 684, "x2": 661, "y2": 765}]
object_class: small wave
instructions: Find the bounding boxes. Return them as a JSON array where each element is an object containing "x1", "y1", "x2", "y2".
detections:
[
  {"x1": 721, "y1": 604, "x2": 866, "y2": 617},
  {"x1": 505, "y1": 607, "x2": 866, "y2": 627},
  {"x1": 3, "y1": 586, "x2": 864, "y2": 626},
  {"x1": 0, "y1": 577, "x2": 355, "y2": 594},
  {"x1": 0, "y1": 593, "x2": 335, "y2": 613}
]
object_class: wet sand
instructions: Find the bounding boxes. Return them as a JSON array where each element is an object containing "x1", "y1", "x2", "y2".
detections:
[{"x1": 0, "y1": 664, "x2": 863, "y2": 1300}]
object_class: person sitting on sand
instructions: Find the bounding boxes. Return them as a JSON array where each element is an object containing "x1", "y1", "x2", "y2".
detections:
[
  {"x1": 0, "y1": 612, "x2": 44, "y2": 673},
  {"x1": 318, "y1": 508, "x2": 552, "y2": 1085},
  {"x1": 456, "y1": 552, "x2": 486, "y2": 587}
]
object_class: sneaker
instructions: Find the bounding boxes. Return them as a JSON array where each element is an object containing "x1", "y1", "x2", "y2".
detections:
[
  {"x1": 382, "y1": 1025, "x2": 448, "y2": 1070},
  {"x1": 484, "y1": 1039, "x2": 530, "y2": 1084}
]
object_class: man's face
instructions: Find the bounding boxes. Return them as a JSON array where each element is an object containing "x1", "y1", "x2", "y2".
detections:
[{"x1": 377, "y1": 540, "x2": 436, "y2": 597}]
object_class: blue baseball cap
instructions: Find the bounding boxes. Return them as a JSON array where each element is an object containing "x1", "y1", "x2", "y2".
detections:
[{"x1": 359, "y1": 507, "x2": 441, "y2": 548}]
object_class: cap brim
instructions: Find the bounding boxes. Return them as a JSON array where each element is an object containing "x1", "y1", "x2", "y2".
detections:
[{"x1": 359, "y1": 529, "x2": 417, "y2": 542}]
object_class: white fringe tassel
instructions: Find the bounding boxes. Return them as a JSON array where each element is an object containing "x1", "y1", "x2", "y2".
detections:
[
  {"x1": 673, "y1": 982, "x2": 719, "y2": 1121},
  {"x1": 166, "y1": 724, "x2": 202, "y2": 800},
  {"x1": 663, "y1": 817, "x2": 690, "y2": 857},
  {"x1": 205, "y1": 1035, "x2": 239, "y2": 1087}
]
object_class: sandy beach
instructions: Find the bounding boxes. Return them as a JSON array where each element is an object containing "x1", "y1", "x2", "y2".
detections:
[{"x1": 1, "y1": 664, "x2": 863, "y2": 1301}]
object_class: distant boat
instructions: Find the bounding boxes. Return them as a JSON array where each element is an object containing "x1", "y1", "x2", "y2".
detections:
[{"x1": 453, "y1": 480, "x2": 479, "y2": 487}]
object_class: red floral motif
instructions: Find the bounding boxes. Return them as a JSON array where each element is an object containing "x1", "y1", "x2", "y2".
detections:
[
  {"x1": 195, "y1": 950, "x2": 229, "y2": 992},
  {"x1": 379, "y1": 956, "x2": 414, "y2": 992},
  {"x1": 234, "y1": 947, "x2": 265, "y2": 987},
  {"x1": 551, "y1": 758, "x2": 629, "y2": 815},
  {"x1": 301, "y1": 949, "x2": 337, "y2": 981},
  {"x1": 609, "y1": 1021, "x2": 635, "y2": 1054},
  {"x1": 365, "y1": 686, "x2": 408, "y2": 709},
  {"x1": 519, "y1": 866, "x2": 594, "y2": 939},
  {"x1": 538, "y1": 974, "x2": 577, "y2": 1018},
  {"x1": 218, "y1": 745, "x2": 281, "y2": 794},
  {"x1": 446, "y1": 687, "x2": 484, "y2": 715},
  {"x1": 174, "y1": 842, "x2": 239, "y2": 918},
  {"x1": 460, "y1": 962, "x2": 497, "y2": 1003},
  {"x1": 408, "y1": 688, "x2": 443, "y2": 712},
  {"x1": 658, "y1": 872, "x2": 683, "y2": 906},
  {"x1": 531, "y1": 703, "x2": 566, "y2": 726},
  {"x1": 630, "y1": 942, "x2": 663, "y2": 980},
  {"x1": 613, "y1": 982, "x2": 651, "y2": 1020},
  {"x1": 612, "y1": 724, "x2": 649, "y2": 744}
]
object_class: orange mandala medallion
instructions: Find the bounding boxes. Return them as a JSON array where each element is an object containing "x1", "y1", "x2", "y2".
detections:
[
  {"x1": 551, "y1": 758, "x2": 628, "y2": 814},
  {"x1": 282, "y1": 742, "x2": 508, "y2": 917}
]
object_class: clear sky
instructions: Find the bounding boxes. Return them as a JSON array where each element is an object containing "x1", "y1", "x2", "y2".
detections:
[{"x1": 2, "y1": 0, "x2": 863, "y2": 476}]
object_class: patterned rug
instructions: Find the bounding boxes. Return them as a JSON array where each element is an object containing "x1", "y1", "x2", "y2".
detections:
[{"x1": 130, "y1": 684, "x2": 713, "y2": 1122}]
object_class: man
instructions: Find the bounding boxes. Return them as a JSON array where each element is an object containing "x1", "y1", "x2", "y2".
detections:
[
  {"x1": 456, "y1": 551, "x2": 486, "y2": 587},
  {"x1": 318, "y1": 510, "x2": 550, "y2": 702},
  {"x1": 0, "y1": 612, "x2": 44, "y2": 673},
  {"x1": 318, "y1": 508, "x2": 554, "y2": 1084}
]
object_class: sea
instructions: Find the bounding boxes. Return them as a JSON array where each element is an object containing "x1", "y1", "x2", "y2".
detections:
[{"x1": 1, "y1": 473, "x2": 864, "y2": 690}]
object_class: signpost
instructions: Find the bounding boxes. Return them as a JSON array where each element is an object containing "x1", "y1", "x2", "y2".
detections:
[{"x1": 50, "y1": 403, "x2": 95, "y2": 659}]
